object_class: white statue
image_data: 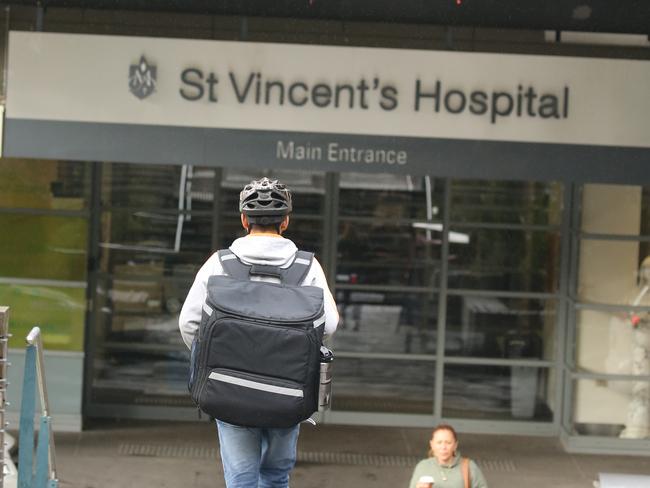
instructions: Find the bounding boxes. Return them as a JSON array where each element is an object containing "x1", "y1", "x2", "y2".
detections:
[{"x1": 620, "y1": 256, "x2": 650, "y2": 439}]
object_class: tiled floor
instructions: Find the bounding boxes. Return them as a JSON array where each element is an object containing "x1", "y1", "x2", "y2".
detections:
[{"x1": 26, "y1": 421, "x2": 650, "y2": 488}]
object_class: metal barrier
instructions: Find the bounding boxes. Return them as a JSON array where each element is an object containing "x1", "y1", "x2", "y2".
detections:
[
  {"x1": 0, "y1": 307, "x2": 10, "y2": 488},
  {"x1": 18, "y1": 327, "x2": 58, "y2": 488}
]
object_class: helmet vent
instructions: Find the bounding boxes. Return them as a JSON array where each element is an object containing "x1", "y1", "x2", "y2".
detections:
[{"x1": 238, "y1": 177, "x2": 292, "y2": 217}]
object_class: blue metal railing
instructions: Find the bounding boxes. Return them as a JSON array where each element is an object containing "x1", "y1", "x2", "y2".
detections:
[
  {"x1": 0, "y1": 306, "x2": 10, "y2": 488},
  {"x1": 18, "y1": 327, "x2": 58, "y2": 488}
]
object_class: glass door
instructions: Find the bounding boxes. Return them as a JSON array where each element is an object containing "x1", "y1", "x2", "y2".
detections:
[
  {"x1": 442, "y1": 180, "x2": 563, "y2": 424},
  {"x1": 330, "y1": 173, "x2": 444, "y2": 417},
  {"x1": 329, "y1": 175, "x2": 565, "y2": 431},
  {"x1": 86, "y1": 165, "x2": 328, "y2": 418},
  {"x1": 87, "y1": 163, "x2": 215, "y2": 416}
]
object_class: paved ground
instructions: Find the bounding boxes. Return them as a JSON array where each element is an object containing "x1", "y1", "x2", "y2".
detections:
[{"x1": 18, "y1": 420, "x2": 650, "y2": 488}]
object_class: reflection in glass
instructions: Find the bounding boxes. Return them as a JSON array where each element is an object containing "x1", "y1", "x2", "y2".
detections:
[
  {"x1": 445, "y1": 296, "x2": 555, "y2": 358},
  {"x1": 451, "y1": 180, "x2": 563, "y2": 225},
  {"x1": 448, "y1": 229, "x2": 560, "y2": 292},
  {"x1": 332, "y1": 357, "x2": 434, "y2": 414},
  {"x1": 573, "y1": 379, "x2": 650, "y2": 438},
  {"x1": 576, "y1": 309, "x2": 649, "y2": 377},
  {"x1": 443, "y1": 365, "x2": 552, "y2": 421},
  {"x1": 91, "y1": 347, "x2": 191, "y2": 407},
  {"x1": 92, "y1": 163, "x2": 218, "y2": 408},
  {"x1": 0, "y1": 214, "x2": 87, "y2": 281},
  {"x1": 337, "y1": 222, "x2": 441, "y2": 287},
  {"x1": 339, "y1": 173, "x2": 444, "y2": 220},
  {"x1": 91, "y1": 275, "x2": 191, "y2": 407},
  {"x1": 103, "y1": 163, "x2": 217, "y2": 212},
  {"x1": 0, "y1": 158, "x2": 90, "y2": 210},
  {"x1": 0, "y1": 284, "x2": 85, "y2": 351},
  {"x1": 332, "y1": 291, "x2": 438, "y2": 355},
  {"x1": 100, "y1": 210, "x2": 213, "y2": 255},
  {"x1": 96, "y1": 211, "x2": 209, "y2": 346}
]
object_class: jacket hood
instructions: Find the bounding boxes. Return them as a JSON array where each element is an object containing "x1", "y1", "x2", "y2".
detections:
[{"x1": 229, "y1": 235, "x2": 298, "y2": 267}]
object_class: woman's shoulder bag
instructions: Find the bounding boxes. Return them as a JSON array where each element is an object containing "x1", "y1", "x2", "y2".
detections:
[{"x1": 461, "y1": 457, "x2": 471, "y2": 488}]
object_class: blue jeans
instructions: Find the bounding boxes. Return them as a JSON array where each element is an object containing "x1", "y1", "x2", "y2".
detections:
[{"x1": 216, "y1": 420, "x2": 300, "y2": 488}]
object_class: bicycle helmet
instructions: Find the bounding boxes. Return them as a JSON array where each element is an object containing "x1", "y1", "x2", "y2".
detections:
[{"x1": 239, "y1": 177, "x2": 292, "y2": 225}]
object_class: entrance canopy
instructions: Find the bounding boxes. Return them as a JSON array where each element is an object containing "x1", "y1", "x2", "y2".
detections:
[{"x1": 4, "y1": 0, "x2": 649, "y2": 34}]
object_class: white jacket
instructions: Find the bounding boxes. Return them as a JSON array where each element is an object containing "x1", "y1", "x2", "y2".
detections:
[{"x1": 179, "y1": 234, "x2": 339, "y2": 348}]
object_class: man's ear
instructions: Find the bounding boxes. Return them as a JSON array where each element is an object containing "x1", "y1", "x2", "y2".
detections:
[
  {"x1": 279, "y1": 215, "x2": 290, "y2": 234},
  {"x1": 241, "y1": 214, "x2": 250, "y2": 232}
]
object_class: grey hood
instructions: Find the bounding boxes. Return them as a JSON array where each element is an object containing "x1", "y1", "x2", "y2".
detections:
[
  {"x1": 229, "y1": 235, "x2": 298, "y2": 267},
  {"x1": 179, "y1": 233, "x2": 339, "y2": 349}
]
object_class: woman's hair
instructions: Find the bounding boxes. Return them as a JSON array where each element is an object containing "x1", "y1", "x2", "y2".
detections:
[{"x1": 427, "y1": 423, "x2": 458, "y2": 458}]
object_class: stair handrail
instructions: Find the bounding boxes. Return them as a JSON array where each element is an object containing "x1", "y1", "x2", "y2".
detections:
[
  {"x1": 19, "y1": 326, "x2": 58, "y2": 488},
  {"x1": 0, "y1": 307, "x2": 10, "y2": 488},
  {"x1": 25, "y1": 327, "x2": 57, "y2": 481}
]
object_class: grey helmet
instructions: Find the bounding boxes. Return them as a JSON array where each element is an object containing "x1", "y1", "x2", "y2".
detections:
[{"x1": 239, "y1": 177, "x2": 292, "y2": 225}]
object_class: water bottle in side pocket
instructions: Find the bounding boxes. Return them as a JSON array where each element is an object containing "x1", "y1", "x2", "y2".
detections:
[{"x1": 318, "y1": 346, "x2": 334, "y2": 410}]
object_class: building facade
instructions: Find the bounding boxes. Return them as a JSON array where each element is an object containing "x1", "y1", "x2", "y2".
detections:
[{"x1": 0, "y1": 6, "x2": 649, "y2": 455}]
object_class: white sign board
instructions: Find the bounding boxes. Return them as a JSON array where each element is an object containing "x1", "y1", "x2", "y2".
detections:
[{"x1": 6, "y1": 31, "x2": 650, "y2": 148}]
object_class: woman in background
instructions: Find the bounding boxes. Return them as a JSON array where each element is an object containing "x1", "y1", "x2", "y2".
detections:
[{"x1": 409, "y1": 423, "x2": 488, "y2": 488}]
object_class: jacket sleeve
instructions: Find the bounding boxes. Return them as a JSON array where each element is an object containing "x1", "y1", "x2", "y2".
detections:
[
  {"x1": 178, "y1": 253, "x2": 224, "y2": 349},
  {"x1": 470, "y1": 459, "x2": 489, "y2": 488},
  {"x1": 303, "y1": 257, "x2": 339, "y2": 336}
]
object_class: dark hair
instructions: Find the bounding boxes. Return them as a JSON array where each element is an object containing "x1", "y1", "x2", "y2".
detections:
[
  {"x1": 427, "y1": 423, "x2": 458, "y2": 458},
  {"x1": 248, "y1": 222, "x2": 282, "y2": 234}
]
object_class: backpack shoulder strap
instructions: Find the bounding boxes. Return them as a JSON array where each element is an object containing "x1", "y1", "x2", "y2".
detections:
[
  {"x1": 461, "y1": 457, "x2": 470, "y2": 488},
  {"x1": 219, "y1": 249, "x2": 287, "y2": 281},
  {"x1": 282, "y1": 251, "x2": 314, "y2": 286},
  {"x1": 217, "y1": 249, "x2": 249, "y2": 280}
]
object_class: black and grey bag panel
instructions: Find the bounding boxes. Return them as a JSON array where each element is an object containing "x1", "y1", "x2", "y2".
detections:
[{"x1": 189, "y1": 249, "x2": 325, "y2": 428}]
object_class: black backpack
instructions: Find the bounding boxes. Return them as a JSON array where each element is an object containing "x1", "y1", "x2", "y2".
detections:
[{"x1": 188, "y1": 249, "x2": 325, "y2": 428}]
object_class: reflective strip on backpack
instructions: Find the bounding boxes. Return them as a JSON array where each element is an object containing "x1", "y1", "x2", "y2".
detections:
[
  {"x1": 313, "y1": 315, "x2": 326, "y2": 328},
  {"x1": 221, "y1": 253, "x2": 237, "y2": 261},
  {"x1": 209, "y1": 372, "x2": 304, "y2": 397},
  {"x1": 294, "y1": 257, "x2": 311, "y2": 266},
  {"x1": 202, "y1": 303, "x2": 213, "y2": 316}
]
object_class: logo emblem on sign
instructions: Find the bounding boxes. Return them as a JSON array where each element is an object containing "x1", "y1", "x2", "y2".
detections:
[{"x1": 129, "y1": 55, "x2": 157, "y2": 99}]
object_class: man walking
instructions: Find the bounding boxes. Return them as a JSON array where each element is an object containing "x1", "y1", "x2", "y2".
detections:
[{"x1": 179, "y1": 176, "x2": 338, "y2": 487}]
